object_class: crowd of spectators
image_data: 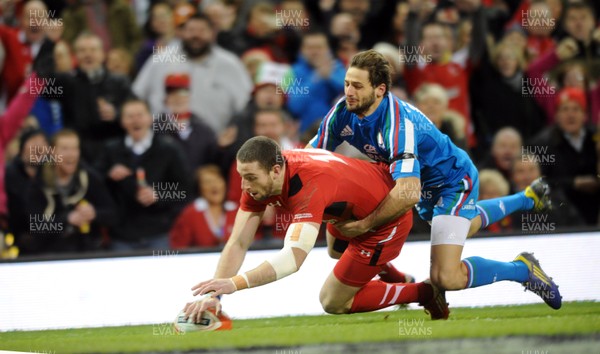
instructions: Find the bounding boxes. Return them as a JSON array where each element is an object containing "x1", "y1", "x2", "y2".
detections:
[{"x1": 0, "y1": 0, "x2": 599, "y2": 257}]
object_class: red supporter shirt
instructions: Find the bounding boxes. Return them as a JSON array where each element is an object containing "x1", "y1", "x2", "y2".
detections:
[
  {"x1": 169, "y1": 198, "x2": 238, "y2": 249},
  {"x1": 239, "y1": 150, "x2": 402, "y2": 241},
  {"x1": 0, "y1": 26, "x2": 33, "y2": 103},
  {"x1": 526, "y1": 36, "x2": 555, "y2": 62},
  {"x1": 405, "y1": 62, "x2": 474, "y2": 147}
]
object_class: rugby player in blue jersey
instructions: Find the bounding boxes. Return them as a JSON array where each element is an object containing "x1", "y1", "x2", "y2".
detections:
[{"x1": 309, "y1": 50, "x2": 562, "y2": 315}]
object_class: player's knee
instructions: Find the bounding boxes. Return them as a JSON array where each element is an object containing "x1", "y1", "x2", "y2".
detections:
[
  {"x1": 319, "y1": 290, "x2": 349, "y2": 314},
  {"x1": 320, "y1": 298, "x2": 349, "y2": 314}
]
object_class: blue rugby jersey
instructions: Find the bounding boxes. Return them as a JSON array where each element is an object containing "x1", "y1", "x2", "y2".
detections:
[{"x1": 309, "y1": 92, "x2": 474, "y2": 189}]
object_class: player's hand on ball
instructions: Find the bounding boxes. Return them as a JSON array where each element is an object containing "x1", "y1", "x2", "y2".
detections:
[
  {"x1": 183, "y1": 296, "x2": 222, "y2": 323},
  {"x1": 176, "y1": 297, "x2": 232, "y2": 332},
  {"x1": 192, "y1": 278, "x2": 237, "y2": 297}
]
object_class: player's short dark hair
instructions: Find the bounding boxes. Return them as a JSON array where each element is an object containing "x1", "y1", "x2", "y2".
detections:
[
  {"x1": 237, "y1": 136, "x2": 283, "y2": 172},
  {"x1": 350, "y1": 50, "x2": 392, "y2": 94}
]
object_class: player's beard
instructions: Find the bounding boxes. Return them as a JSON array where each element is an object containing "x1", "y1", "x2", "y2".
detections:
[{"x1": 347, "y1": 90, "x2": 376, "y2": 116}]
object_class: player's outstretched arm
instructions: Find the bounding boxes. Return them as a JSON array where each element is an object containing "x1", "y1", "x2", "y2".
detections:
[
  {"x1": 213, "y1": 209, "x2": 264, "y2": 278},
  {"x1": 337, "y1": 177, "x2": 421, "y2": 237},
  {"x1": 184, "y1": 209, "x2": 263, "y2": 320},
  {"x1": 192, "y1": 222, "x2": 320, "y2": 296}
]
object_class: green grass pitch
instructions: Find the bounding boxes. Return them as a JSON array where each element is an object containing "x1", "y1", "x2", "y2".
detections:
[{"x1": 1, "y1": 302, "x2": 599, "y2": 353}]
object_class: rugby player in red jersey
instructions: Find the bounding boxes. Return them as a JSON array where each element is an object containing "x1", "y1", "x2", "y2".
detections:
[{"x1": 183, "y1": 136, "x2": 448, "y2": 321}]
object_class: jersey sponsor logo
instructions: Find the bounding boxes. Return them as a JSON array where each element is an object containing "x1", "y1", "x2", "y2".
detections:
[
  {"x1": 340, "y1": 125, "x2": 354, "y2": 137},
  {"x1": 364, "y1": 144, "x2": 377, "y2": 154},
  {"x1": 363, "y1": 144, "x2": 385, "y2": 161},
  {"x1": 360, "y1": 249, "x2": 371, "y2": 257},
  {"x1": 294, "y1": 213, "x2": 314, "y2": 220}
]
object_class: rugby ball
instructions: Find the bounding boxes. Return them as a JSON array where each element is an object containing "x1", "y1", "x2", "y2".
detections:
[{"x1": 173, "y1": 308, "x2": 233, "y2": 333}]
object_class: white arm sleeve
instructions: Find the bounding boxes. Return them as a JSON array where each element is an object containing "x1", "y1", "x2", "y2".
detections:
[{"x1": 266, "y1": 223, "x2": 319, "y2": 280}]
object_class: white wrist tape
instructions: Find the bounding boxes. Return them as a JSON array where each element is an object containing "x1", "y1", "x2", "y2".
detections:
[{"x1": 267, "y1": 223, "x2": 319, "y2": 280}]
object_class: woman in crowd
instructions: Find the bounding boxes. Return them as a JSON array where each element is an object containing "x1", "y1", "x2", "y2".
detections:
[{"x1": 170, "y1": 165, "x2": 237, "y2": 249}]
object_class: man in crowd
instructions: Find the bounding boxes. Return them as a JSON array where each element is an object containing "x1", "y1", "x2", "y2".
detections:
[
  {"x1": 96, "y1": 98, "x2": 190, "y2": 251},
  {"x1": 133, "y1": 14, "x2": 251, "y2": 134},
  {"x1": 530, "y1": 87, "x2": 599, "y2": 225}
]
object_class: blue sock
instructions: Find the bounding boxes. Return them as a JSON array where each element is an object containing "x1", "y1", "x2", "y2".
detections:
[
  {"x1": 462, "y1": 256, "x2": 529, "y2": 288},
  {"x1": 476, "y1": 192, "x2": 534, "y2": 228}
]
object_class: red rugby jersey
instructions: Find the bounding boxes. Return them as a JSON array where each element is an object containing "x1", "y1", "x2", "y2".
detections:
[{"x1": 240, "y1": 149, "x2": 397, "y2": 228}]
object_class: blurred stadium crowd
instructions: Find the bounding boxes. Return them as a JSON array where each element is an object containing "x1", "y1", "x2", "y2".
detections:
[{"x1": 0, "y1": 0, "x2": 598, "y2": 257}]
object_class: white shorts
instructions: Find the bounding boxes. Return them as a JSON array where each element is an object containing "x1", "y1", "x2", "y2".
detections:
[{"x1": 430, "y1": 215, "x2": 471, "y2": 246}]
